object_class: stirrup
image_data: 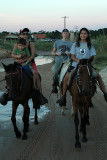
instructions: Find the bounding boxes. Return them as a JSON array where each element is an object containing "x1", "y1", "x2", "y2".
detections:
[{"x1": 51, "y1": 86, "x2": 58, "y2": 94}]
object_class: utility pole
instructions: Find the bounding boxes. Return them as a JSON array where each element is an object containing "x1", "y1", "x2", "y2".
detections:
[
  {"x1": 74, "y1": 26, "x2": 79, "y2": 36},
  {"x1": 61, "y1": 16, "x2": 68, "y2": 29}
]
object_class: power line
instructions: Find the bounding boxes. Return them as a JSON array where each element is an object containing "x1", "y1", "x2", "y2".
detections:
[{"x1": 61, "y1": 16, "x2": 69, "y2": 29}]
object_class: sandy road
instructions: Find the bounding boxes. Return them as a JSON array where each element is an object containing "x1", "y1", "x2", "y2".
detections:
[{"x1": 0, "y1": 61, "x2": 107, "y2": 160}]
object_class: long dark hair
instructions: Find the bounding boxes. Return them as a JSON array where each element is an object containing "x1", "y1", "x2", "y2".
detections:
[{"x1": 76, "y1": 28, "x2": 92, "y2": 49}]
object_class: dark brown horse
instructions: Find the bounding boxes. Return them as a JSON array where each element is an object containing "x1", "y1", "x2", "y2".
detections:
[
  {"x1": 2, "y1": 62, "x2": 40, "y2": 140},
  {"x1": 69, "y1": 59, "x2": 96, "y2": 148}
]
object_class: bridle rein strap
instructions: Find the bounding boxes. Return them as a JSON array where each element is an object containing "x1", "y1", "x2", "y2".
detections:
[
  {"x1": 5, "y1": 69, "x2": 22, "y2": 93},
  {"x1": 76, "y1": 62, "x2": 92, "y2": 93}
]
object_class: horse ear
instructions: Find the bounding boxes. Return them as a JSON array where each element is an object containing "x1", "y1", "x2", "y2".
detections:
[{"x1": 2, "y1": 63, "x2": 7, "y2": 71}]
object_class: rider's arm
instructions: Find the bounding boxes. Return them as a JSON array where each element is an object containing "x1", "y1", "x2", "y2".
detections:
[
  {"x1": 65, "y1": 51, "x2": 70, "y2": 55},
  {"x1": 89, "y1": 56, "x2": 94, "y2": 63},
  {"x1": 26, "y1": 42, "x2": 35, "y2": 64},
  {"x1": 71, "y1": 54, "x2": 79, "y2": 63},
  {"x1": 11, "y1": 44, "x2": 21, "y2": 59},
  {"x1": 52, "y1": 48, "x2": 62, "y2": 56},
  {"x1": 52, "y1": 48, "x2": 56, "y2": 56}
]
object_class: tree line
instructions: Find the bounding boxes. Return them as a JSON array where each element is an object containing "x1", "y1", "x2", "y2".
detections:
[{"x1": 0, "y1": 28, "x2": 107, "y2": 39}]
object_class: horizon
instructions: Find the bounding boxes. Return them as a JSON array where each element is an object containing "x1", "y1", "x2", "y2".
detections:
[
  {"x1": 0, "y1": 0, "x2": 107, "y2": 32},
  {"x1": 0, "y1": 27, "x2": 107, "y2": 34}
]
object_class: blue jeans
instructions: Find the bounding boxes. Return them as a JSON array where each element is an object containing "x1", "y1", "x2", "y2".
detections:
[{"x1": 53, "y1": 56, "x2": 68, "y2": 85}]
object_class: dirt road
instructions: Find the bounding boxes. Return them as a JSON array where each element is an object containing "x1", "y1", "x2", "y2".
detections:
[{"x1": 0, "y1": 60, "x2": 107, "y2": 160}]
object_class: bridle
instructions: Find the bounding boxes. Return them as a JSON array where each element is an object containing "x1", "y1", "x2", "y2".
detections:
[
  {"x1": 76, "y1": 61, "x2": 93, "y2": 94},
  {"x1": 5, "y1": 68, "x2": 22, "y2": 94}
]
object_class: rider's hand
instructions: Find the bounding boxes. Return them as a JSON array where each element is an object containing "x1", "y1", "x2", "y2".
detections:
[
  {"x1": 21, "y1": 62, "x2": 26, "y2": 66},
  {"x1": 56, "y1": 52, "x2": 61, "y2": 56},
  {"x1": 17, "y1": 55, "x2": 21, "y2": 59},
  {"x1": 65, "y1": 51, "x2": 69, "y2": 55}
]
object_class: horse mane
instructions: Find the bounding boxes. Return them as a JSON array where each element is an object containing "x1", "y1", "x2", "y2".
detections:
[{"x1": 78, "y1": 59, "x2": 91, "y2": 65}]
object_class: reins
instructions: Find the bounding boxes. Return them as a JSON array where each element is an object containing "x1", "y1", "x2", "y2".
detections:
[{"x1": 76, "y1": 62, "x2": 92, "y2": 94}]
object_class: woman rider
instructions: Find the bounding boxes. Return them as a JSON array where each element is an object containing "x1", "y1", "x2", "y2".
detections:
[{"x1": 57, "y1": 27, "x2": 107, "y2": 106}]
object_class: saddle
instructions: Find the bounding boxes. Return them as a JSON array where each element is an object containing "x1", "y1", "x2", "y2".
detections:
[{"x1": 58, "y1": 60, "x2": 70, "y2": 87}]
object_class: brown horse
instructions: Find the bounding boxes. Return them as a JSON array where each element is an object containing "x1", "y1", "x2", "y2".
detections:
[
  {"x1": 2, "y1": 62, "x2": 40, "y2": 140},
  {"x1": 69, "y1": 59, "x2": 96, "y2": 148}
]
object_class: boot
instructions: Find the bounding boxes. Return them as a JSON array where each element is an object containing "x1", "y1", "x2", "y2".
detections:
[
  {"x1": 51, "y1": 85, "x2": 58, "y2": 93},
  {"x1": 0, "y1": 93, "x2": 8, "y2": 105},
  {"x1": 56, "y1": 95, "x2": 66, "y2": 106},
  {"x1": 104, "y1": 93, "x2": 107, "y2": 102},
  {"x1": 38, "y1": 92, "x2": 48, "y2": 105}
]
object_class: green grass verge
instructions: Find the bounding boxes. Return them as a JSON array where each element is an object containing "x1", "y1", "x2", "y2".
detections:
[
  {"x1": 93, "y1": 54, "x2": 107, "y2": 71},
  {"x1": 34, "y1": 41, "x2": 54, "y2": 51}
]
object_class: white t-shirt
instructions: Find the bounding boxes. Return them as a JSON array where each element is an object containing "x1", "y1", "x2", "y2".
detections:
[{"x1": 70, "y1": 42, "x2": 96, "y2": 67}]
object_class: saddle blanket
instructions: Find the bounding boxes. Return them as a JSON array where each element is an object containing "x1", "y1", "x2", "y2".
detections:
[{"x1": 59, "y1": 60, "x2": 70, "y2": 86}]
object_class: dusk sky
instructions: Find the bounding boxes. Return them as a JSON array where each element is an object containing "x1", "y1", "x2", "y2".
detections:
[{"x1": 0, "y1": 0, "x2": 107, "y2": 32}]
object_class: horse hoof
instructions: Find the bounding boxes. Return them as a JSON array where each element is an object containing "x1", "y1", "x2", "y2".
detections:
[
  {"x1": 34, "y1": 121, "x2": 39, "y2": 125},
  {"x1": 82, "y1": 137, "x2": 88, "y2": 142},
  {"x1": 75, "y1": 142, "x2": 81, "y2": 148},
  {"x1": 22, "y1": 134, "x2": 28, "y2": 140},
  {"x1": 16, "y1": 132, "x2": 21, "y2": 138}
]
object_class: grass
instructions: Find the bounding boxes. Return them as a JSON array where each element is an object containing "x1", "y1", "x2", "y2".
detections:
[
  {"x1": 0, "y1": 39, "x2": 17, "y2": 51},
  {"x1": 0, "y1": 36, "x2": 106, "y2": 71},
  {"x1": 34, "y1": 41, "x2": 54, "y2": 51},
  {"x1": 92, "y1": 35, "x2": 107, "y2": 56},
  {"x1": 93, "y1": 54, "x2": 107, "y2": 71},
  {"x1": 91, "y1": 35, "x2": 107, "y2": 71}
]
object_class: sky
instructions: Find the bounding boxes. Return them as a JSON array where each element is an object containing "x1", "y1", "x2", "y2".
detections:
[{"x1": 0, "y1": 0, "x2": 107, "y2": 32}]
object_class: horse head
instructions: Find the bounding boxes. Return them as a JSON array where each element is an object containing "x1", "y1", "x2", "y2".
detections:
[
  {"x1": 2, "y1": 62, "x2": 20, "y2": 100},
  {"x1": 76, "y1": 59, "x2": 93, "y2": 96}
]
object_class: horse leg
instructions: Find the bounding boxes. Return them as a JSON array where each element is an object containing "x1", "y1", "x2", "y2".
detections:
[
  {"x1": 74, "y1": 112, "x2": 81, "y2": 148},
  {"x1": 61, "y1": 106, "x2": 66, "y2": 115},
  {"x1": 80, "y1": 107, "x2": 83, "y2": 133},
  {"x1": 11, "y1": 102, "x2": 21, "y2": 138},
  {"x1": 70, "y1": 96, "x2": 74, "y2": 117},
  {"x1": 34, "y1": 107, "x2": 38, "y2": 124},
  {"x1": 22, "y1": 104, "x2": 30, "y2": 129},
  {"x1": 81, "y1": 109, "x2": 88, "y2": 142},
  {"x1": 32, "y1": 97, "x2": 39, "y2": 125},
  {"x1": 22, "y1": 103, "x2": 30, "y2": 140},
  {"x1": 86, "y1": 109, "x2": 90, "y2": 125}
]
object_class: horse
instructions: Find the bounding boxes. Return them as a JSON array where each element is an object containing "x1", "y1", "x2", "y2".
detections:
[
  {"x1": 2, "y1": 62, "x2": 40, "y2": 140},
  {"x1": 68, "y1": 59, "x2": 96, "y2": 148}
]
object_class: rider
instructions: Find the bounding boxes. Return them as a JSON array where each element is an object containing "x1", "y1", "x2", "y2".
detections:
[
  {"x1": 0, "y1": 28, "x2": 48, "y2": 105},
  {"x1": 12, "y1": 28, "x2": 48, "y2": 105},
  {"x1": 14, "y1": 38, "x2": 30, "y2": 64},
  {"x1": 51, "y1": 29, "x2": 72, "y2": 93},
  {"x1": 57, "y1": 27, "x2": 107, "y2": 106}
]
